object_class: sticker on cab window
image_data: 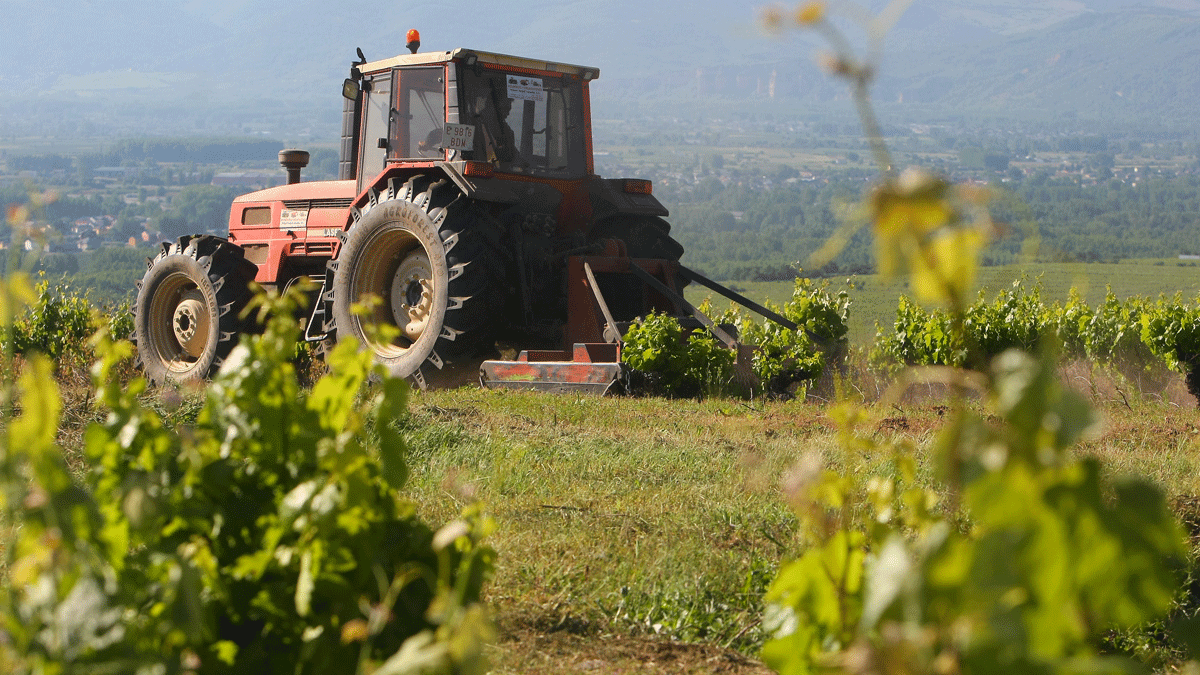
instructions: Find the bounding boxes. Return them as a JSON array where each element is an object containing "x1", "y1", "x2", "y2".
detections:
[{"x1": 506, "y1": 76, "x2": 544, "y2": 102}]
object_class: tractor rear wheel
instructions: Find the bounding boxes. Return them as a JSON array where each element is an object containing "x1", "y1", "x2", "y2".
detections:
[
  {"x1": 588, "y1": 215, "x2": 687, "y2": 321},
  {"x1": 590, "y1": 215, "x2": 684, "y2": 261},
  {"x1": 133, "y1": 235, "x2": 257, "y2": 386},
  {"x1": 328, "y1": 175, "x2": 501, "y2": 389}
]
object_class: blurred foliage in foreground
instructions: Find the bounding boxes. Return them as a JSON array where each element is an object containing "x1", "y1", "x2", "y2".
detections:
[
  {"x1": 0, "y1": 276, "x2": 495, "y2": 674},
  {"x1": 760, "y1": 2, "x2": 1200, "y2": 674}
]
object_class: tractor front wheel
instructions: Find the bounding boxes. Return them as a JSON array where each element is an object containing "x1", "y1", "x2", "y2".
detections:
[
  {"x1": 133, "y1": 235, "x2": 257, "y2": 385},
  {"x1": 328, "y1": 176, "x2": 501, "y2": 389}
]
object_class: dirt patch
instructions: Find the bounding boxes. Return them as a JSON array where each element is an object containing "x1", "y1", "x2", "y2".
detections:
[
  {"x1": 1092, "y1": 407, "x2": 1200, "y2": 452},
  {"x1": 493, "y1": 615, "x2": 772, "y2": 675},
  {"x1": 1172, "y1": 494, "x2": 1200, "y2": 545},
  {"x1": 1059, "y1": 359, "x2": 1197, "y2": 409},
  {"x1": 422, "y1": 358, "x2": 489, "y2": 390},
  {"x1": 876, "y1": 416, "x2": 909, "y2": 433}
]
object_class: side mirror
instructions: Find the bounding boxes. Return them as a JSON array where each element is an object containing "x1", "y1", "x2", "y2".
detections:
[{"x1": 342, "y1": 78, "x2": 360, "y2": 101}]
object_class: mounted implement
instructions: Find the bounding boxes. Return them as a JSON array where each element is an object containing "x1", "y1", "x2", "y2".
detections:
[{"x1": 132, "y1": 33, "x2": 794, "y2": 393}]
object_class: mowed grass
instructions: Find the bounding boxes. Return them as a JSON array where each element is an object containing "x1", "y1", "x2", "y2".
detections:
[
  {"x1": 398, "y1": 390, "x2": 822, "y2": 654},
  {"x1": 36, "y1": 350, "x2": 1200, "y2": 673},
  {"x1": 686, "y1": 260, "x2": 1200, "y2": 346},
  {"x1": 393, "y1": 379, "x2": 1200, "y2": 673}
]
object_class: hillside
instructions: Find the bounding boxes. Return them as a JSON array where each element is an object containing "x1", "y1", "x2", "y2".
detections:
[
  {"x1": 880, "y1": 7, "x2": 1200, "y2": 122},
  {"x1": 606, "y1": 5, "x2": 1200, "y2": 127},
  {"x1": 5, "y1": 0, "x2": 1200, "y2": 137}
]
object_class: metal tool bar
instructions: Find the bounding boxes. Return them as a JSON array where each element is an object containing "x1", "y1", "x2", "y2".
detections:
[
  {"x1": 626, "y1": 263, "x2": 738, "y2": 349},
  {"x1": 677, "y1": 265, "x2": 799, "y2": 331},
  {"x1": 582, "y1": 261, "x2": 622, "y2": 344}
]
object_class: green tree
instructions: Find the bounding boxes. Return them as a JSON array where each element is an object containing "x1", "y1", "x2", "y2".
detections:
[
  {"x1": 113, "y1": 213, "x2": 141, "y2": 241},
  {"x1": 155, "y1": 185, "x2": 235, "y2": 239}
]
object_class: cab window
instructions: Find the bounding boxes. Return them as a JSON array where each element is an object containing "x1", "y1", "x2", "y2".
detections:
[
  {"x1": 394, "y1": 67, "x2": 445, "y2": 159},
  {"x1": 457, "y1": 66, "x2": 585, "y2": 178}
]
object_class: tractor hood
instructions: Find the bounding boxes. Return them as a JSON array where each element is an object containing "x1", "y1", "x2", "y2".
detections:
[{"x1": 233, "y1": 179, "x2": 357, "y2": 205}]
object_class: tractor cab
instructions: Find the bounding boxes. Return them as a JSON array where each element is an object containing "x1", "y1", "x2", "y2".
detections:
[{"x1": 341, "y1": 47, "x2": 596, "y2": 193}]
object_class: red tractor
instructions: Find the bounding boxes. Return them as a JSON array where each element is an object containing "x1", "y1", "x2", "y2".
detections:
[{"x1": 133, "y1": 36, "x2": 794, "y2": 393}]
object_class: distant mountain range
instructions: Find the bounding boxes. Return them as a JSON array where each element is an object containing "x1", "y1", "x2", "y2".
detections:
[
  {"x1": 882, "y1": 5, "x2": 1200, "y2": 123},
  {"x1": 4, "y1": 0, "x2": 1200, "y2": 137}
]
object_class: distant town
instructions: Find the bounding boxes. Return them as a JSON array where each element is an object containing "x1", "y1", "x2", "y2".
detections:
[{"x1": 3, "y1": 117, "x2": 1200, "y2": 294}]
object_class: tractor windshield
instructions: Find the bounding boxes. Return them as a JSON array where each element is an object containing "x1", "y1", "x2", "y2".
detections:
[{"x1": 457, "y1": 66, "x2": 586, "y2": 178}]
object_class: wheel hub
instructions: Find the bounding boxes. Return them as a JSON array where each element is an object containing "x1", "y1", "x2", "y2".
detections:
[
  {"x1": 172, "y1": 290, "x2": 210, "y2": 359},
  {"x1": 391, "y1": 251, "x2": 433, "y2": 342},
  {"x1": 405, "y1": 279, "x2": 423, "y2": 308}
]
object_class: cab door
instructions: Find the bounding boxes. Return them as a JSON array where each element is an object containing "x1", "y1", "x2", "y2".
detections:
[
  {"x1": 392, "y1": 67, "x2": 446, "y2": 161},
  {"x1": 357, "y1": 67, "x2": 447, "y2": 193},
  {"x1": 357, "y1": 70, "x2": 394, "y2": 193}
]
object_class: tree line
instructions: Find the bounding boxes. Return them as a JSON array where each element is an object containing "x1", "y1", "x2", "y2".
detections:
[
  {"x1": 668, "y1": 169, "x2": 1200, "y2": 280},
  {"x1": 6, "y1": 138, "x2": 283, "y2": 171}
]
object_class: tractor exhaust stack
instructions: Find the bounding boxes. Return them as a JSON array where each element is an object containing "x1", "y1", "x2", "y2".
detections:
[{"x1": 278, "y1": 149, "x2": 309, "y2": 185}]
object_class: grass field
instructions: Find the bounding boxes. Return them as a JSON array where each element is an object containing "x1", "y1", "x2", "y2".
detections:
[
  {"x1": 686, "y1": 259, "x2": 1200, "y2": 346},
  {"x1": 23, "y1": 254, "x2": 1200, "y2": 673},
  {"x1": 33, "y1": 333, "x2": 1200, "y2": 673},
  {"x1": 393, "y1": 379, "x2": 1200, "y2": 674}
]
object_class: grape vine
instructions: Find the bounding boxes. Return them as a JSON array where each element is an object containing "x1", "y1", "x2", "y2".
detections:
[
  {"x1": 0, "y1": 281, "x2": 495, "y2": 675},
  {"x1": 761, "y1": 2, "x2": 1199, "y2": 674}
]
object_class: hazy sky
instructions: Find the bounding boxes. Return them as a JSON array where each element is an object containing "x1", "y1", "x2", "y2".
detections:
[
  {"x1": 5, "y1": 0, "x2": 1199, "y2": 134},
  {"x1": 3, "y1": 0, "x2": 1180, "y2": 92}
]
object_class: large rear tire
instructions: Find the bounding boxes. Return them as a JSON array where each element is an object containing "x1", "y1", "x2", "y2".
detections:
[
  {"x1": 328, "y1": 175, "x2": 501, "y2": 389},
  {"x1": 590, "y1": 215, "x2": 684, "y2": 261},
  {"x1": 133, "y1": 235, "x2": 257, "y2": 386},
  {"x1": 588, "y1": 215, "x2": 686, "y2": 321}
]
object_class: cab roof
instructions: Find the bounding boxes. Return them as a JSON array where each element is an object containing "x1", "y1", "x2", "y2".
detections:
[{"x1": 357, "y1": 48, "x2": 599, "y2": 79}]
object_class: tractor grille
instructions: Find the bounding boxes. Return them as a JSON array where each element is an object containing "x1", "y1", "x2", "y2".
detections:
[
  {"x1": 292, "y1": 241, "x2": 336, "y2": 256},
  {"x1": 282, "y1": 198, "x2": 354, "y2": 210}
]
